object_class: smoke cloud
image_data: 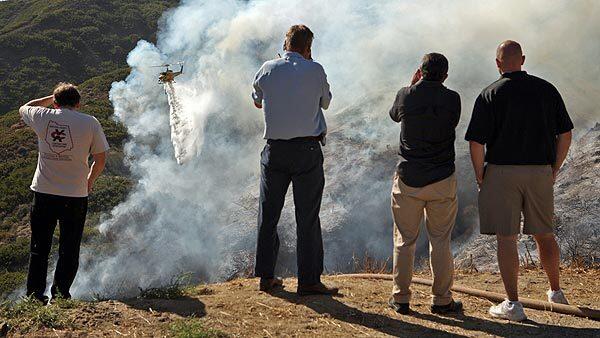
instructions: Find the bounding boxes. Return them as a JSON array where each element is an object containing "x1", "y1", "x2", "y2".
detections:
[{"x1": 72, "y1": 0, "x2": 600, "y2": 298}]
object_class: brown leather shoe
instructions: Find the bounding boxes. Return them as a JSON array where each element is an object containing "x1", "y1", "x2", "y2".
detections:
[
  {"x1": 259, "y1": 277, "x2": 283, "y2": 292},
  {"x1": 297, "y1": 282, "x2": 339, "y2": 296},
  {"x1": 431, "y1": 300, "x2": 463, "y2": 314}
]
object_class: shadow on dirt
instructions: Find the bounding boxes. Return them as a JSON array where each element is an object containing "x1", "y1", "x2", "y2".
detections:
[
  {"x1": 123, "y1": 296, "x2": 206, "y2": 317},
  {"x1": 269, "y1": 288, "x2": 464, "y2": 337},
  {"x1": 269, "y1": 288, "x2": 598, "y2": 337},
  {"x1": 411, "y1": 311, "x2": 599, "y2": 337}
]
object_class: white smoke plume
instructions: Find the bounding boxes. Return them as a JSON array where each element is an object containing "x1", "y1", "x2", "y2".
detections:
[{"x1": 72, "y1": 0, "x2": 600, "y2": 298}]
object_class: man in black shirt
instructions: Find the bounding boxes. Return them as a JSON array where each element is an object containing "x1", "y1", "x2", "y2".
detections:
[
  {"x1": 466, "y1": 40, "x2": 573, "y2": 321},
  {"x1": 388, "y1": 53, "x2": 462, "y2": 315}
]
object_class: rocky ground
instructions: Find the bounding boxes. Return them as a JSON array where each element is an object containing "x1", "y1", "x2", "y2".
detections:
[{"x1": 2, "y1": 268, "x2": 598, "y2": 337}]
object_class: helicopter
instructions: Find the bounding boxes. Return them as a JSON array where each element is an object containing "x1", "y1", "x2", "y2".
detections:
[{"x1": 153, "y1": 61, "x2": 184, "y2": 84}]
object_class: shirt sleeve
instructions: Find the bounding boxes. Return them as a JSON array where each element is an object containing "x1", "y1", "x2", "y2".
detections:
[
  {"x1": 19, "y1": 106, "x2": 53, "y2": 136},
  {"x1": 90, "y1": 118, "x2": 110, "y2": 154},
  {"x1": 389, "y1": 89, "x2": 406, "y2": 123},
  {"x1": 19, "y1": 106, "x2": 45, "y2": 127},
  {"x1": 451, "y1": 91, "x2": 461, "y2": 128},
  {"x1": 319, "y1": 66, "x2": 332, "y2": 110},
  {"x1": 251, "y1": 66, "x2": 264, "y2": 106},
  {"x1": 465, "y1": 94, "x2": 492, "y2": 144},
  {"x1": 553, "y1": 87, "x2": 574, "y2": 134}
]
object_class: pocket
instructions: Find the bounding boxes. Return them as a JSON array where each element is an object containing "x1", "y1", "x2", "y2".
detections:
[
  {"x1": 316, "y1": 144, "x2": 324, "y2": 164},
  {"x1": 68, "y1": 198, "x2": 88, "y2": 219},
  {"x1": 31, "y1": 193, "x2": 47, "y2": 215},
  {"x1": 481, "y1": 165, "x2": 496, "y2": 189},
  {"x1": 435, "y1": 174, "x2": 457, "y2": 199},
  {"x1": 260, "y1": 144, "x2": 270, "y2": 165},
  {"x1": 448, "y1": 174, "x2": 458, "y2": 197},
  {"x1": 305, "y1": 142, "x2": 322, "y2": 164}
]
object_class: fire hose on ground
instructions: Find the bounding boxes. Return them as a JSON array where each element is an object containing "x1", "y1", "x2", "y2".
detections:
[{"x1": 337, "y1": 274, "x2": 600, "y2": 320}]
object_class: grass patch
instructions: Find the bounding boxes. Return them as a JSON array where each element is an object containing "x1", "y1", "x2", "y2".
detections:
[
  {"x1": 0, "y1": 296, "x2": 77, "y2": 333},
  {"x1": 139, "y1": 273, "x2": 193, "y2": 300},
  {"x1": 82, "y1": 224, "x2": 102, "y2": 243},
  {"x1": 169, "y1": 318, "x2": 228, "y2": 338},
  {"x1": 193, "y1": 286, "x2": 215, "y2": 296},
  {"x1": 0, "y1": 271, "x2": 26, "y2": 297},
  {"x1": 0, "y1": 237, "x2": 29, "y2": 271}
]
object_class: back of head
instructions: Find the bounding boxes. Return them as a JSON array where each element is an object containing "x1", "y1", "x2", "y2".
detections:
[
  {"x1": 53, "y1": 83, "x2": 81, "y2": 108},
  {"x1": 284, "y1": 24, "x2": 313, "y2": 54},
  {"x1": 420, "y1": 53, "x2": 448, "y2": 82},
  {"x1": 496, "y1": 40, "x2": 524, "y2": 72}
]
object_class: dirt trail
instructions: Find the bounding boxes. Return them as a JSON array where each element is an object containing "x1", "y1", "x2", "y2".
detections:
[{"x1": 12, "y1": 269, "x2": 600, "y2": 337}]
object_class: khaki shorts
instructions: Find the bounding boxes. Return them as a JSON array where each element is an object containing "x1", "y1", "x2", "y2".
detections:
[{"x1": 478, "y1": 165, "x2": 554, "y2": 235}]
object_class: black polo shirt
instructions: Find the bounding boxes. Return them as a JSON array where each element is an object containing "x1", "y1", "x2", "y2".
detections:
[
  {"x1": 465, "y1": 71, "x2": 574, "y2": 165},
  {"x1": 389, "y1": 80, "x2": 461, "y2": 187}
]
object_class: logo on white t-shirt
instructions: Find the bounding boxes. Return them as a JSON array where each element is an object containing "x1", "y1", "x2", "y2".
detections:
[{"x1": 45, "y1": 120, "x2": 74, "y2": 154}]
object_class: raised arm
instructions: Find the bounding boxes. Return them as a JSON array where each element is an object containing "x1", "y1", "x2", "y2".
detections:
[
  {"x1": 389, "y1": 90, "x2": 405, "y2": 123},
  {"x1": 18, "y1": 95, "x2": 55, "y2": 130},
  {"x1": 21, "y1": 95, "x2": 54, "y2": 110}
]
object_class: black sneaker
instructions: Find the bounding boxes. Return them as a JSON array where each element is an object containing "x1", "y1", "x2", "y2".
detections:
[
  {"x1": 431, "y1": 300, "x2": 463, "y2": 314},
  {"x1": 388, "y1": 298, "x2": 410, "y2": 314},
  {"x1": 1, "y1": 321, "x2": 10, "y2": 336}
]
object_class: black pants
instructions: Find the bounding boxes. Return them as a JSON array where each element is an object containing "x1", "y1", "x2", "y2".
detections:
[
  {"x1": 255, "y1": 139, "x2": 325, "y2": 285},
  {"x1": 27, "y1": 192, "x2": 88, "y2": 300}
]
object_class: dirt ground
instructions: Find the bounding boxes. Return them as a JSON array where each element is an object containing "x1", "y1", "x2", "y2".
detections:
[{"x1": 12, "y1": 268, "x2": 600, "y2": 337}]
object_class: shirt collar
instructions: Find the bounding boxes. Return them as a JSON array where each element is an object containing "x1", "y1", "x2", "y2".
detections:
[
  {"x1": 415, "y1": 79, "x2": 444, "y2": 87},
  {"x1": 283, "y1": 51, "x2": 304, "y2": 59},
  {"x1": 501, "y1": 70, "x2": 527, "y2": 79}
]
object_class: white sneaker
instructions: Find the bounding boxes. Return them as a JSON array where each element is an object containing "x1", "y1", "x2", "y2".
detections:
[
  {"x1": 547, "y1": 289, "x2": 569, "y2": 305},
  {"x1": 489, "y1": 300, "x2": 527, "y2": 321}
]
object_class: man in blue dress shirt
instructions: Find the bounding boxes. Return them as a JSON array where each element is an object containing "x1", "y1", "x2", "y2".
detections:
[{"x1": 251, "y1": 24, "x2": 337, "y2": 295}]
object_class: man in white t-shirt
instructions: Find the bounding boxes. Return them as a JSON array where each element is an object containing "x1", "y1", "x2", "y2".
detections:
[{"x1": 19, "y1": 83, "x2": 109, "y2": 303}]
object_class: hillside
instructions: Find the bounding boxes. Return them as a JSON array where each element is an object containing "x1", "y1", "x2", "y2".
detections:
[
  {"x1": 0, "y1": 0, "x2": 178, "y2": 297},
  {"x1": 1, "y1": 269, "x2": 598, "y2": 337},
  {"x1": 0, "y1": 0, "x2": 177, "y2": 115}
]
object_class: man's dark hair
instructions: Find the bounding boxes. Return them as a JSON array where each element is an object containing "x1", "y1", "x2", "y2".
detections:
[
  {"x1": 420, "y1": 53, "x2": 449, "y2": 81},
  {"x1": 284, "y1": 24, "x2": 313, "y2": 52},
  {"x1": 53, "y1": 83, "x2": 81, "y2": 107}
]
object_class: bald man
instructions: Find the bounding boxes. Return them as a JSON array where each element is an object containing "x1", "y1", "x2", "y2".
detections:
[{"x1": 465, "y1": 40, "x2": 573, "y2": 321}]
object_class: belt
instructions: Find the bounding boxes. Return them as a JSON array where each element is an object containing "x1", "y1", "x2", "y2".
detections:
[{"x1": 267, "y1": 135, "x2": 322, "y2": 143}]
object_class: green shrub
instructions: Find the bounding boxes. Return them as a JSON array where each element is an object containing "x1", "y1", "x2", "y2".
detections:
[
  {"x1": 82, "y1": 224, "x2": 101, "y2": 243},
  {"x1": 139, "y1": 273, "x2": 193, "y2": 300},
  {"x1": 169, "y1": 318, "x2": 228, "y2": 338},
  {"x1": 88, "y1": 175, "x2": 133, "y2": 213},
  {"x1": 0, "y1": 0, "x2": 177, "y2": 114},
  {"x1": 0, "y1": 296, "x2": 75, "y2": 333},
  {"x1": 0, "y1": 237, "x2": 29, "y2": 271},
  {"x1": 0, "y1": 271, "x2": 26, "y2": 297}
]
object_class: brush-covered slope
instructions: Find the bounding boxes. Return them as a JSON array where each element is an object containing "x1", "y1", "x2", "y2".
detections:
[{"x1": 0, "y1": 0, "x2": 177, "y2": 114}]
